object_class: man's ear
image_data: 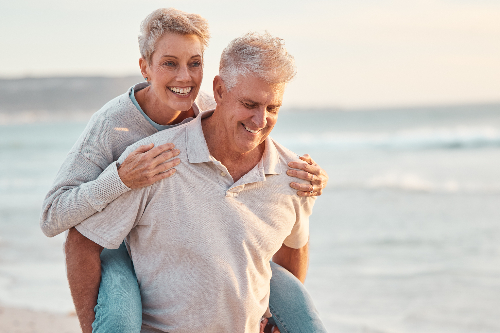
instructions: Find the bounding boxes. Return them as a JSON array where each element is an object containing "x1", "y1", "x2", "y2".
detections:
[{"x1": 213, "y1": 75, "x2": 225, "y2": 104}]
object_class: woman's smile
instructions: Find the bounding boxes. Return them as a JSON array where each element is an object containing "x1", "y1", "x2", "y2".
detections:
[{"x1": 168, "y1": 86, "x2": 193, "y2": 96}]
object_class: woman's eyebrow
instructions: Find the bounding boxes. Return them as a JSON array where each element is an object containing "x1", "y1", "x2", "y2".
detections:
[{"x1": 160, "y1": 54, "x2": 202, "y2": 59}]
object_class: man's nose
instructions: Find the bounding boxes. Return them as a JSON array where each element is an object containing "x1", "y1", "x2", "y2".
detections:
[{"x1": 252, "y1": 107, "x2": 267, "y2": 129}]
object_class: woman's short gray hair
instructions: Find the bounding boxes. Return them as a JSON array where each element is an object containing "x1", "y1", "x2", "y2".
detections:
[
  {"x1": 219, "y1": 32, "x2": 296, "y2": 90},
  {"x1": 139, "y1": 8, "x2": 210, "y2": 63}
]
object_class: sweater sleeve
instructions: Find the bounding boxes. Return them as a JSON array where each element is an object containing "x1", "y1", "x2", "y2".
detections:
[
  {"x1": 40, "y1": 150, "x2": 131, "y2": 237},
  {"x1": 75, "y1": 185, "x2": 151, "y2": 249}
]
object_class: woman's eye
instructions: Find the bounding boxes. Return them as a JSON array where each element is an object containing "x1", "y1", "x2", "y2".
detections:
[
  {"x1": 191, "y1": 61, "x2": 202, "y2": 67},
  {"x1": 163, "y1": 61, "x2": 176, "y2": 67}
]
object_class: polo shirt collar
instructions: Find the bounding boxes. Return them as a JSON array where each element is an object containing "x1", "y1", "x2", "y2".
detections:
[
  {"x1": 259, "y1": 136, "x2": 281, "y2": 175},
  {"x1": 186, "y1": 110, "x2": 213, "y2": 164},
  {"x1": 186, "y1": 110, "x2": 281, "y2": 176}
]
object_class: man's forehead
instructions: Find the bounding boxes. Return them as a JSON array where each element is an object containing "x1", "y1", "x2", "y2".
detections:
[{"x1": 232, "y1": 78, "x2": 285, "y2": 105}]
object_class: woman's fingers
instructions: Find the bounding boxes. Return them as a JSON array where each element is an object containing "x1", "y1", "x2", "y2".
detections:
[
  {"x1": 154, "y1": 158, "x2": 181, "y2": 177},
  {"x1": 288, "y1": 161, "x2": 320, "y2": 177},
  {"x1": 298, "y1": 153, "x2": 313, "y2": 164},
  {"x1": 133, "y1": 143, "x2": 155, "y2": 154},
  {"x1": 287, "y1": 154, "x2": 329, "y2": 197},
  {"x1": 287, "y1": 166, "x2": 317, "y2": 183},
  {"x1": 288, "y1": 181, "x2": 322, "y2": 196},
  {"x1": 118, "y1": 142, "x2": 180, "y2": 189},
  {"x1": 150, "y1": 168, "x2": 177, "y2": 184},
  {"x1": 152, "y1": 148, "x2": 180, "y2": 168},
  {"x1": 260, "y1": 318, "x2": 268, "y2": 333},
  {"x1": 287, "y1": 161, "x2": 322, "y2": 185},
  {"x1": 146, "y1": 142, "x2": 176, "y2": 159}
]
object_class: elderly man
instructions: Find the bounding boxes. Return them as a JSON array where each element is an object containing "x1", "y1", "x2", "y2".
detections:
[{"x1": 72, "y1": 32, "x2": 322, "y2": 333}]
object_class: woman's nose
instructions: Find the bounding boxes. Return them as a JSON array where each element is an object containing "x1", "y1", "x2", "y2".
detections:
[{"x1": 177, "y1": 65, "x2": 190, "y2": 82}]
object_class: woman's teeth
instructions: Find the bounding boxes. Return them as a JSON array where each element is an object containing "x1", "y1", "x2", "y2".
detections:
[
  {"x1": 243, "y1": 124, "x2": 260, "y2": 134},
  {"x1": 169, "y1": 87, "x2": 192, "y2": 96}
]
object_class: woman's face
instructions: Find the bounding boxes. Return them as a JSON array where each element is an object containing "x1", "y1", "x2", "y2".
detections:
[{"x1": 142, "y1": 33, "x2": 203, "y2": 112}]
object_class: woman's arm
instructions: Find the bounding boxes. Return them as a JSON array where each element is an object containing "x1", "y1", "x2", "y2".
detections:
[
  {"x1": 287, "y1": 154, "x2": 329, "y2": 197},
  {"x1": 40, "y1": 143, "x2": 179, "y2": 237}
]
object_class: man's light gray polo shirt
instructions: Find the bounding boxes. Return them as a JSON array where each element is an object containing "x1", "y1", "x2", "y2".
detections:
[{"x1": 76, "y1": 111, "x2": 315, "y2": 333}]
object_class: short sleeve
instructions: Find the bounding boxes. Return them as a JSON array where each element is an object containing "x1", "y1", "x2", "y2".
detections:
[
  {"x1": 283, "y1": 196, "x2": 315, "y2": 249},
  {"x1": 76, "y1": 186, "x2": 151, "y2": 249}
]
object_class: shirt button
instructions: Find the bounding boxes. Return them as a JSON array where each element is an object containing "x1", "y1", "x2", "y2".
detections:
[{"x1": 220, "y1": 171, "x2": 225, "y2": 176}]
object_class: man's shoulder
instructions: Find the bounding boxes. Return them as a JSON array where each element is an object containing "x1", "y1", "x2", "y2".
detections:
[
  {"x1": 268, "y1": 138, "x2": 316, "y2": 200},
  {"x1": 118, "y1": 118, "x2": 191, "y2": 163},
  {"x1": 270, "y1": 138, "x2": 302, "y2": 166}
]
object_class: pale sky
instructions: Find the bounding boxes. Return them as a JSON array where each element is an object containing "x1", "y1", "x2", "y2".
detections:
[{"x1": 1, "y1": 0, "x2": 499, "y2": 108}]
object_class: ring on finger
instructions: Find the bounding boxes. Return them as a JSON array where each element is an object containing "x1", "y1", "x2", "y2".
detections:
[{"x1": 310, "y1": 185, "x2": 314, "y2": 194}]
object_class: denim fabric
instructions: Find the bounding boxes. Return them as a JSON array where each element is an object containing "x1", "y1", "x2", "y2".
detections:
[
  {"x1": 92, "y1": 243, "x2": 142, "y2": 333},
  {"x1": 92, "y1": 243, "x2": 327, "y2": 333},
  {"x1": 268, "y1": 261, "x2": 328, "y2": 333}
]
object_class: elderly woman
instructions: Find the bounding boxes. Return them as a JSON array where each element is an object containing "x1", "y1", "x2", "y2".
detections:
[{"x1": 41, "y1": 8, "x2": 328, "y2": 333}]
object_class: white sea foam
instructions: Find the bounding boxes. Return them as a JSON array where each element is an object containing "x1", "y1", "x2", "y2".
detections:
[
  {"x1": 0, "y1": 110, "x2": 94, "y2": 125},
  {"x1": 323, "y1": 172, "x2": 500, "y2": 194},
  {"x1": 276, "y1": 126, "x2": 500, "y2": 150}
]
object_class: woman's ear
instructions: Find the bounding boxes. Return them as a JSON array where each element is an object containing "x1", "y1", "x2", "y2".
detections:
[{"x1": 139, "y1": 58, "x2": 149, "y2": 81}]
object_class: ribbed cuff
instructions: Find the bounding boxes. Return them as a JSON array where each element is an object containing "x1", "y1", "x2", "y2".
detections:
[
  {"x1": 75, "y1": 223, "x2": 121, "y2": 250},
  {"x1": 82, "y1": 161, "x2": 131, "y2": 212}
]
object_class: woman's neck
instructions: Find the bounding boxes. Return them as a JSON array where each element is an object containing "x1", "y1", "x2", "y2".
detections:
[{"x1": 135, "y1": 86, "x2": 195, "y2": 126}]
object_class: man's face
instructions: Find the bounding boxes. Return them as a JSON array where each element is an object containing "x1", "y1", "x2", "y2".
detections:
[{"x1": 217, "y1": 75, "x2": 285, "y2": 155}]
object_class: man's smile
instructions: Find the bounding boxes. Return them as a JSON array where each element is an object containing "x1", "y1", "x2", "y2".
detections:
[{"x1": 242, "y1": 123, "x2": 262, "y2": 134}]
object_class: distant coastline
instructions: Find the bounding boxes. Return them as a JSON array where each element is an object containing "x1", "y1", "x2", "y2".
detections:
[
  {"x1": 0, "y1": 76, "x2": 142, "y2": 112},
  {"x1": 0, "y1": 76, "x2": 499, "y2": 125}
]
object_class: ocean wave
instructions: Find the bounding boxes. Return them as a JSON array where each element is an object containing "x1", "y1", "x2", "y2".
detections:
[
  {"x1": 275, "y1": 126, "x2": 500, "y2": 150},
  {"x1": 328, "y1": 173, "x2": 500, "y2": 194},
  {"x1": 0, "y1": 110, "x2": 93, "y2": 125}
]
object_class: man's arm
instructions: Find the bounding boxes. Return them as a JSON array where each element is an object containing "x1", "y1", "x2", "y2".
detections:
[
  {"x1": 65, "y1": 227, "x2": 103, "y2": 333},
  {"x1": 272, "y1": 242, "x2": 309, "y2": 283},
  {"x1": 65, "y1": 180, "x2": 153, "y2": 332}
]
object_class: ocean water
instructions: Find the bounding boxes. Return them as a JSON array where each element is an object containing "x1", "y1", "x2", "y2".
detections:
[{"x1": 1, "y1": 104, "x2": 500, "y2": 332}]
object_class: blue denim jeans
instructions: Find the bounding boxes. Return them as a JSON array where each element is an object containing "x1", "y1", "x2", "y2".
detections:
[{"x1": 92, "y1": 243, "x2": 327, "y2": 333}]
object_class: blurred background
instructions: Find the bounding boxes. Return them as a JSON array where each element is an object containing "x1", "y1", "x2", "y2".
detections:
[{"x1": 1, "y1": 0, "x2": 499, "y2": 332}]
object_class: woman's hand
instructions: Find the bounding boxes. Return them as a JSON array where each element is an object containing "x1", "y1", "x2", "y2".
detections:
[
  {"x1": 287, "y1": 154, "x2": 329, "y2": 197},
  {"x1": 260, "y1": 318, "x2": 281, "y2": 333},
  {"x1": 117, "y1": 143, "x2": 181, "y2": 189}
]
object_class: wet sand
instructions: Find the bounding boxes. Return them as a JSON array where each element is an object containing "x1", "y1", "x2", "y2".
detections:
[{"x1": 0, "y1": 305, "x2": 80, "y2": 333}]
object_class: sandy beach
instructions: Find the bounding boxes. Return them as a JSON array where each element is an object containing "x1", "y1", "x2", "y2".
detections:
[{"x1": 0, "y1": 305, "x2": 80, "y2": 333}]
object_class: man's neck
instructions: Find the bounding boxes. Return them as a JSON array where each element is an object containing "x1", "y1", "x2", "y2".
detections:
[
  {"x1": 202, "y1": 113, "x2": 264, "y2": 183},
  {"x1": 136, "y1": 86, "x2": 195, "y2": 126}
]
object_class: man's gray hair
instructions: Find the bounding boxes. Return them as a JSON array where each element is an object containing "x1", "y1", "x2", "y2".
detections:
[
  {"x1": 139, "y1": 8, "x2": 210, "y2": 63},
  {"x1": 219, "y1": 32, "x2": 297, "y2": 90}
]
